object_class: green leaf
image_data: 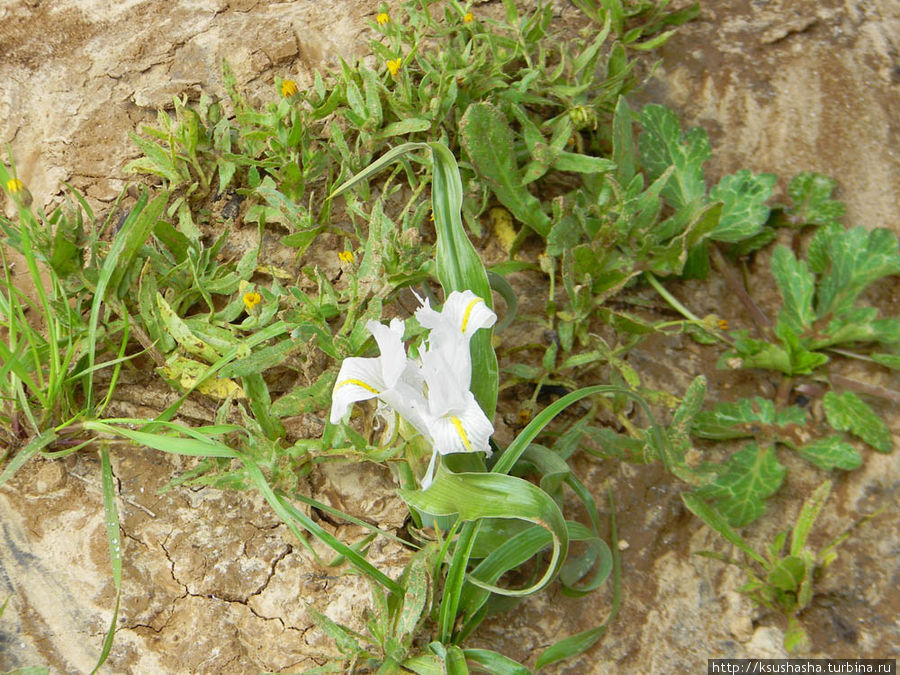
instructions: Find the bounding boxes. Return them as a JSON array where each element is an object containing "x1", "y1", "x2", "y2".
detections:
[
  {"x1": 459, "y1": 102, "x2": 552, "y2": 237},
  {"x1": 815, "y1": 227, "x2": 900, "y2": 319},
  {"x1": 790, "y1": 480, "x2": 831, "y2": 556},
  {"x1": 771, "y1": 245, "x2": 816, "y2": 335},
  {"x1": 462, "y1": 649, "x2": 528, "y2": 675},
  {"x1": 156, "y1": 293, "x2": 222, "y2": 363},
  {"x1": 787, "y1": 172, "x2": 845, "y2": 227},
  {"x1": 271, "y1": 370, "x2": 337, "y2": 417},
  {"x1": 872, "y1": 353, "x2": 900, "y2": 369},
  {"x1": 709, "y1": 170, "x2": 776, "y2": 243},
  {"x1": 399, "y1": 468, "x2": 568, "y2": 598},
  {"x1": 429, "y1": 141, "x2": 499, "y2": 420},
  {"x1": 681, "y1": 493, "x2": 766, "y2": 564},
  {"x1": 767, "y1": 555, "x2": 805, "y2": 592},
  {"x1": 395, "y1": 556, "x2": 429, "y2": 642},
  {"x1": 612, "y1": 96, "x2": 637, "y2": 185},
  {"x1": 638, "y1": 104, "x2": 710, "y2": 211},
  {"x1": 697, "y1": 442, "x2": 786, "y2": 527},
  {"x1": 692, "y1": 396, "x2": 806, "y2": 440},
  {"x1": 823, "y1": 391, "x2": 892, "y2": 453},
  {"x1": 793, "y1": 436, "x2": 861, "y2": 470}
]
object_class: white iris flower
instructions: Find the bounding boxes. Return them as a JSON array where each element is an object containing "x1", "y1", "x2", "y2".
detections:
[{"x1": 330, "y1": 291, "x2": 496, "y2": 488}]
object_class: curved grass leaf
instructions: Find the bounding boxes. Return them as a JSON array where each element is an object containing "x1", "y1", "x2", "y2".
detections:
[{"x1": 399, "y1": 468, "x2": 568, "y2": 599}]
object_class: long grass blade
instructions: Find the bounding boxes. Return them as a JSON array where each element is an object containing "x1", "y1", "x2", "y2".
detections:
[{"x1": 91, "y1": 447, "x2": 122, "y2": 674}]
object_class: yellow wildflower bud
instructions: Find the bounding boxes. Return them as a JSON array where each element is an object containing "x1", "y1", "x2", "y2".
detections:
[
  {"x1": 243, "y1": 291, "x2": 262, "y2": 312},
  {"x1": 338, "y1": 250, "x2": 354, "y2": 263},
  {"x1": 6, "y1": 178, "x2": 32, "y2": 206},
  {"x1": 463, "y1": 12, "x2": 474, "y2": 23},
  {"x1": 717, "y1": 319, "x2": 729, "y2": 331},
  {"x1": 376, "y1": 12, "x2": 389, "y2": 25},
  {"x1": 386, "y1": 58, "x2": 402, "y2": 77},
  {"x1": 281, "y1": 79, "x2": 298, "y2": 98}
]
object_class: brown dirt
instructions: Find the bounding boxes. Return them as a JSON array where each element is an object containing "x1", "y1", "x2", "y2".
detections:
[{"x1": 1, "y1": 0, "x2": 898, "y2": 673}]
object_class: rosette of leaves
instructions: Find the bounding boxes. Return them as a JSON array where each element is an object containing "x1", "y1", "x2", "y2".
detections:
[
  {"x1": 722, "y1": 225, "x2": 900, "y2": 376},
  {"x1": 689, "y1": 392, "x2": 891, "y2": 527}
]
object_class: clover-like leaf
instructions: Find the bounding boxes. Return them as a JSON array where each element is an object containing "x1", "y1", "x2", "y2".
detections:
[
  {"x1": 709, "y1": 170, "x2": 777, "y2": 243},
  {"x1": 638, "y1": 104, "x2": 711, "y2": 211},
  {"x1": 823, "y1": 391, "x2": 892, "y2": 453},
  {"x1": 697, "y1": 442, "x2": 786, "y2": 527}
]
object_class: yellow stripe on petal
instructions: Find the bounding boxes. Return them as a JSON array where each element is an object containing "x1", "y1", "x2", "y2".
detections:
[
  {"x1": 335, "y1": 379, "x2": 380, "y2": 394},
  {"x1": 460, "y1": 298, "x2": 483, "y2": 333},
  {"x1": 450, "y1": 416, "x2": 472, "y2": 451}
]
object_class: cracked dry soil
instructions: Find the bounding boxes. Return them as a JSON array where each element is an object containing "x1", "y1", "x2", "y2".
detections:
[{"x1": 1, "y1": 0, "x2": 899, "y2": 673}]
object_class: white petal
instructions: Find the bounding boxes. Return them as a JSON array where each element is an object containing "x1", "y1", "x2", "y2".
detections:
[
  {"x1": 439, "y1": 291, "x2": 497, "y2": 337},
  {"x1": 420, "y1": 346, "x2": 468, "y2": 417},
  {"x1": 428, "y1": 391, "x2": 493, "y2": 456},
  {"x1": 420, "y1": 449, "x2": 438, "y2": 489},
  {"x1": 414, "y1": 290, "x2": 496, "y2": 339},
  {"x1": 366, "y1": 318, "x2": 407, "y2": 388},
  {"x1": 380, "y1": 380, "x2": 433, "y2": 443},
  {"x1": 330, "y1": 356, "x2": 386, "y2": 423}
]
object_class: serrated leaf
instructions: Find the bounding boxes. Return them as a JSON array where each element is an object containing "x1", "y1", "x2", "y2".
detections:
[
  {"x1": 787, "y1": 172, "x2": 845, "y2": 227},
  {"x1": 814, "y1": 308, "x2": 900, "y2": 349},
  {"x1": 638, "y1": 104, "x2": 710, "y2": 211},
  {"x1": 709, "y1": 170, "x2": 776, "y2": 242},
  {"x1": 823, "y1": 391, "x2": 892, "y2": 452},
  {"x1": 698, "y1": 442, "x2": 786, "y2": 527},
  {"x1": 815, "y1": 227, "x2": 900, "y2": 319},
  {"x1": 692, "y1": 397, "x2": 806, "y2": 440},
  {"x1": 792, "y1": 436, "x2": 861, "y2": 470},
  {"x1": 771, "y1": 245, "x2": 816, "y2": 335}
]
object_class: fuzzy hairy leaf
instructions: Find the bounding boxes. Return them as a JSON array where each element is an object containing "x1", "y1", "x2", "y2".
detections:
[
  {"x1": 459, "y1": 103, "x2": 552, "y2": 237},
  {"x1": 823, "y1": 391, "x2": 892, "y2": 453},
  {"x1": 709, "y1": 170, "x2": 776, "y2": 243},
  {"x1": 697, "y1": 442, "x2": 786, "y2": 527}
]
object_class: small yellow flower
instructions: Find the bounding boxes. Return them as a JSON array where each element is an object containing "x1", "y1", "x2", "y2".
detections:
[
  {"x1": 463, "y1": 11, "x2": 474, "y2": 23},
  {"x1": 429, "y1": 211, "x2": 434, "y2": 221},
  {"x1": 338, "y1": 250, "x2": 354, "y2": 263},
  {"x1": 376, "y1": 12, "x2": 389, "y2": 25},
  {"x1": 6, "y1": 177, "x2": 32, "y2": 206},
  {"x1": 386, "y1": 58, "x2": 403, "y2": 77},
  {"x1": 281, "y1": 79, "x2": 298, "y2": 98},
  {"x1": 243, "y1": 291, "x2": 262, "y2": 312},
  {"x1": 717, "y1": 319, "x2": 729, "y2": 331}
]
